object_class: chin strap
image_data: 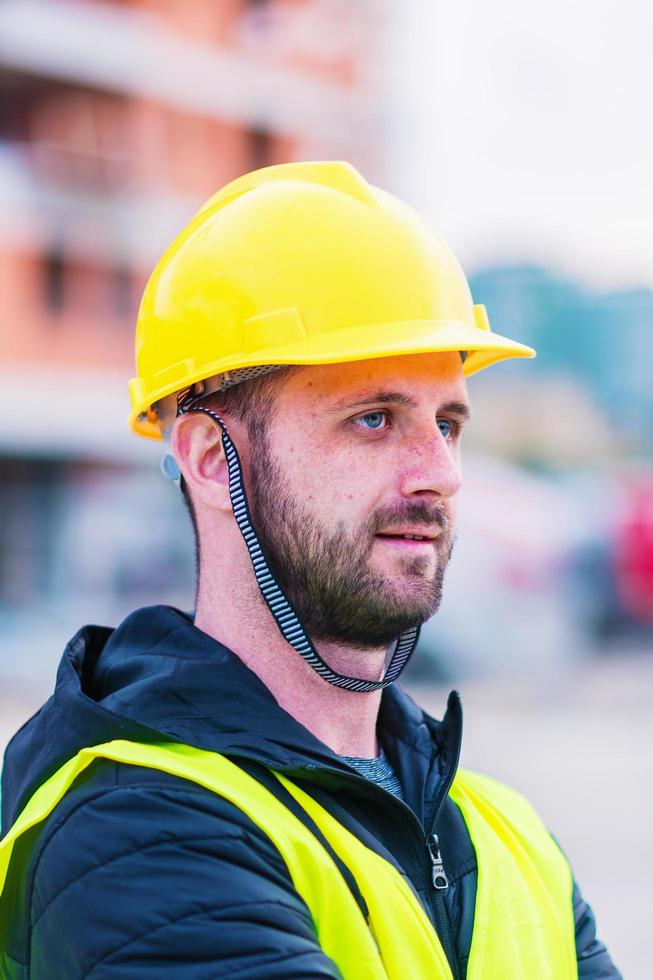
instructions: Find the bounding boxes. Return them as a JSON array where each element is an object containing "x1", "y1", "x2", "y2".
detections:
[{"x1": 178, "y1": 400, "x2": 420, "y2": 692}]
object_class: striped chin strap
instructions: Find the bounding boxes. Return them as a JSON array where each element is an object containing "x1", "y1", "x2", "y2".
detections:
[{"x1": 178, "y1": 399, "x2": 421, "y2": 693}]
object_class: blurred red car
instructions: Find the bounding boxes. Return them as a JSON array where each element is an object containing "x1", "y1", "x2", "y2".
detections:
[{"x1": 614, "y1": 475, "x2": 653, "y2": 623}]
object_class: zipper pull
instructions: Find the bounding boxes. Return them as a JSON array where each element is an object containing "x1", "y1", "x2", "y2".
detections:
[{"x1": 426, "y1": 833, "x2": 449, "y2": 890}]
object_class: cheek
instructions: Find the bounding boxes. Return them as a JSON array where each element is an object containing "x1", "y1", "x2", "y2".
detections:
[{"x1": 284, "y1": 438, "x2": 385, "y2": 522}]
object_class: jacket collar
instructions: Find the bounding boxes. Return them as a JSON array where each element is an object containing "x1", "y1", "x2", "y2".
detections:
[{"x1": 2, "y1": 605, "x2": 461, "y2": 830}]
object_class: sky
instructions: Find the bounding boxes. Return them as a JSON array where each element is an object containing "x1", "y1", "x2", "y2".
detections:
[{"x1": 384, "y1": 0, "x2": 653, "y2": 291}]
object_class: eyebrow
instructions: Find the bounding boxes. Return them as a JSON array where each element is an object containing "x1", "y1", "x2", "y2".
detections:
[
  {"x1": 439, "y1": 400, "x2": 472, "y2": 423},
  {"x1": 329, "y1": 390, "x2": 472, "y2": 422},
  {"x1": 330, "y1": 390, "x2": 417, "y2": 411}
]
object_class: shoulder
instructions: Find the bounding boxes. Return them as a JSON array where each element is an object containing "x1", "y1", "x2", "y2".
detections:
[
  {"x1": 451, "y1": 768, "x2": 573, "y2": 898},
  {"x1": 453, "y1": 767, "x2": 552, "y2": 830},
  {"x1": 6, "y1": 760, "x2": 329, "y2": 978},
  {"x1": 31, "y1": 758, "x2": 292, "y2": 898}
]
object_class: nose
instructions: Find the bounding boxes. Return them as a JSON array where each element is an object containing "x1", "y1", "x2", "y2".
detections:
[{"x1": 398, "y1": 425, "x2": 463, "y2": 501}]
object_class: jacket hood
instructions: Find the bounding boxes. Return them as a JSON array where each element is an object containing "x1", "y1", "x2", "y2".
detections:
[{"x1": 2, "y1": 605, "x2": 459, "y2": 833}]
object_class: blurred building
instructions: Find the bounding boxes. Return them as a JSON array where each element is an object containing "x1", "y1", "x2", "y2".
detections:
[
  {"x1": 470, "y1": 265, "x2": 653, "y2": 455},
  {"x1": 0, "y1": 0, "x2": 384, "y2": 657}
]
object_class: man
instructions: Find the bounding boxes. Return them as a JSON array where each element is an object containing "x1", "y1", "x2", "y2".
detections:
[{"x1": 0, "y1": 162, "x2": 619, "y2": 977}]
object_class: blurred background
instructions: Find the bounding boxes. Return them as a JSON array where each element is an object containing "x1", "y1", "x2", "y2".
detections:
[{"x1": 0, "y1": 0, "x2": 651, "y2": 974}]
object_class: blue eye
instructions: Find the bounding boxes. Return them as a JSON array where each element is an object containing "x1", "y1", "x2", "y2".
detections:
[
  {"x1": 437, "y1": 419, "x2": 454, "y2": 440},
  {"x1": 356, "y1": 411, "x2": 388, "y2": 431}
]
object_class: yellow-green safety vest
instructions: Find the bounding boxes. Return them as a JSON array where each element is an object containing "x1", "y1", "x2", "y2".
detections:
[{"x1": 0, "y1": 740, "x2": 577, "y2": 979}]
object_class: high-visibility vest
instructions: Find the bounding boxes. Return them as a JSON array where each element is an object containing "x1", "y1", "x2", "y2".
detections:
[{"x1": 0, "y1": 740, "x2": 577, "y2": 979}]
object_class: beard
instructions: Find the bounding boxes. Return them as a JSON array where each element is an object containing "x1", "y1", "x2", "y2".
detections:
[{"x1": 248, "y1": 434, "x2": 455, "y2": 649}]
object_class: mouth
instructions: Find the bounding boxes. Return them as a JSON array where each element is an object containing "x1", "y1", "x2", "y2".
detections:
[{"x1": 375, "y1": 530, "x2": 439, "y2": 548}]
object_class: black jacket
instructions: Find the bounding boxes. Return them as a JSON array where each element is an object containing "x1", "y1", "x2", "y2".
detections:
[{"x1": 1, "y1": 606, "x2": 620, "y2": 978}]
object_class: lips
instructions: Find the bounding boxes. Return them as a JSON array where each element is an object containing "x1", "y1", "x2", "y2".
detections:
[
  {"x1": 376, "y1": 530, "x2": 438, "y2": 542},
  {"x1": 375, "y1": 530, "x2": 439, "y2": 545}
]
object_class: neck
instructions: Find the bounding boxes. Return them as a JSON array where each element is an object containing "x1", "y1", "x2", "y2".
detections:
[{"x1": 195, "y1": 575, "x2": 384, "y2": 758}]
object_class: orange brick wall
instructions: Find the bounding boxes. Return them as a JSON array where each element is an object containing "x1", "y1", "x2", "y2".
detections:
[{"x1": 1, "y1": 0, "x2": 370, "y2": 381}]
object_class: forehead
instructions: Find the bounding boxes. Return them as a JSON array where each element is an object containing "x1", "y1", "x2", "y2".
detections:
[{"x1": 282, "y1": 352, "x2": 468, "y2": 408}]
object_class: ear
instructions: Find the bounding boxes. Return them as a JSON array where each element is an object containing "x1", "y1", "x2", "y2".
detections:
[{"x1": 171, "y1": 413, "x2": 231, "y2": 513}]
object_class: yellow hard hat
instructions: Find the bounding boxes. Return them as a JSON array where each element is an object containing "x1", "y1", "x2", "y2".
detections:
[{"x1": 129, "y1": 161, "x2": 535, "y2": 439}]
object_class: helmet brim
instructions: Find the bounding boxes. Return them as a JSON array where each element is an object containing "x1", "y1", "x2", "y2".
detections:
[{"x1": 129, "y1": 318, "x2": 535, "y2": 440}]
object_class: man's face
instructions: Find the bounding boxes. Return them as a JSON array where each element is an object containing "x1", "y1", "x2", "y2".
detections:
[{"x1": 247, "y1": 352, "x2": 469, "y2": 649}]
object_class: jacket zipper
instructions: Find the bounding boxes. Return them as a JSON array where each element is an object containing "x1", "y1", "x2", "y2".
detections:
[
  {"x1": 422, "y1": 691, "x2": 464, "y2": 980},
  {"x1": 231, "y1": 692, "x2": 464, "y2": 977},
  {"x1": 425, "y1": 831, "x2": 457, "y2": 978},
  {"x1": 302, "y1": 763, "x2": 461, "y2": 979},
  {"x1": 426, "y1": 833, "x2": 449, "y2": 890},
  {"x1": 299, "y1": 706, "x2": 463, "y2": 978}
]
